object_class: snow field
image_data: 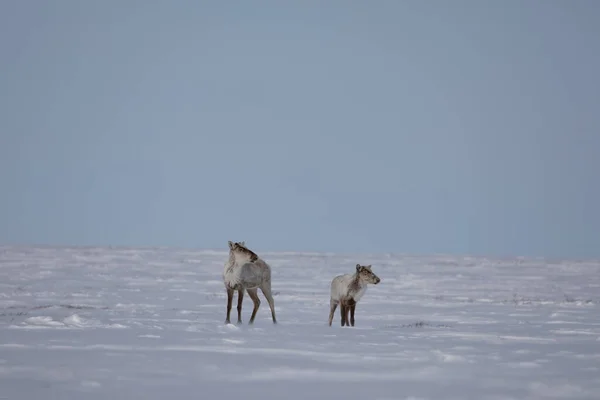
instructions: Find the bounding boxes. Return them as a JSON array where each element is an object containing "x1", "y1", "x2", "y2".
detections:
[{"x1": 1, "y1": 246, "x2": 599, "y2": 399}]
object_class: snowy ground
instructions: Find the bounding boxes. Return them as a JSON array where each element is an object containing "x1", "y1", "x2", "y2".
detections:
[{"x1": 1, "y1": 246, "x2": 599, "y2": 400}]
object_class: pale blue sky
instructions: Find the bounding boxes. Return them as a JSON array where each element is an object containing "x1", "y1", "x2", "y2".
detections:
[{"x1": 1, "y1": 1, "x2": 599, "y2": 258}]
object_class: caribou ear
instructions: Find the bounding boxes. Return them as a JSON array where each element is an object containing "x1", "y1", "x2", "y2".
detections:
[
  {"x1": 356, "y1": 264, "x2": 361, "y2": 272},
  {"x1": 228, "y1": 241, "x2": 234, "y2": 250}
]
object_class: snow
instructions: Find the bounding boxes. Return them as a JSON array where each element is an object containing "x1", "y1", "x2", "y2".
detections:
[{"x1": 1, "y1": 246, "x2": 599, "y2": 399}]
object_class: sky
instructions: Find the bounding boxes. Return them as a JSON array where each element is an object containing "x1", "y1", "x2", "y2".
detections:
[{"x1": 1, "y1": 1, "x2": 599, "y2": 259}]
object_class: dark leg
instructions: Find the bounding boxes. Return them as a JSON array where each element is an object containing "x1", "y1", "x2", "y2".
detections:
[
  {"x1": 246, "y1": 288, "x2": 261, "y2": 324},
  {"x1": 340, "y1": 303, "x2": 346, "y2": 326},
  {"x1": 236, "y1": 289, "x2": 244, "y2": 324},
  {"x1": 349, "y1": 300, "x2": 356, "y2": 327},
  {"x1": 225, "y1": 287, "x2": 234, "y2": 324},
  {"x1": 344, "y1": 302, "x2": 351, "y2": 327}
]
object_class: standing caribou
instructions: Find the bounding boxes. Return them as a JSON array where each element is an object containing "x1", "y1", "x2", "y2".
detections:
[
  {"x1": 328, "y1": 264, "x2": 381, "y2": 327},
  {"x1": 223, "y1": 241, "x2": 277, "y2": 325}
]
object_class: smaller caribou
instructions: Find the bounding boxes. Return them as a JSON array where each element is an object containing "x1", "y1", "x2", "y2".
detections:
[{"x1": 328, "y1": 264, "x2": 381, "y2": 327}]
